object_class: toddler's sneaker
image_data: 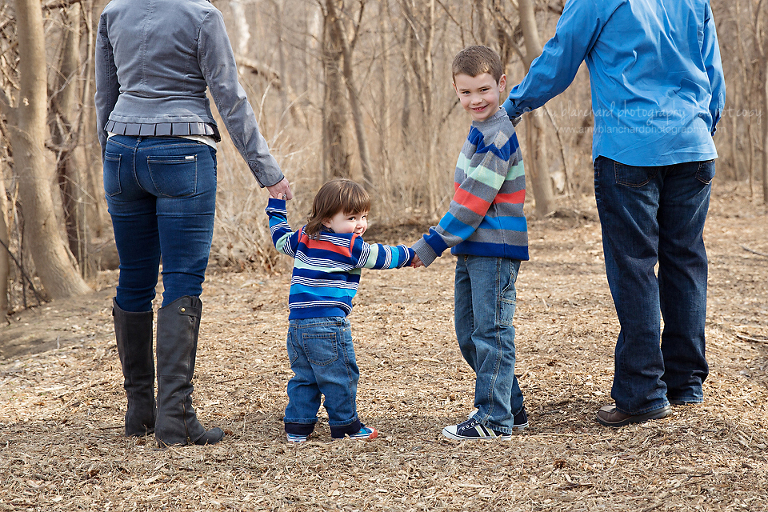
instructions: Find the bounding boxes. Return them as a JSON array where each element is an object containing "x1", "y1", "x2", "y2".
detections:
[
  {"x1": 348, "y1": 425, "x2": 378, "y2": 441},
  {"x1": 287, "y1": 433, "x2": 309, "y2": 443}
]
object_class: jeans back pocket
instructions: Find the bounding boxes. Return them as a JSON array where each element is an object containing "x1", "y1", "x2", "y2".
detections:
[
  {"x1": 696, "y1": 159, "x2": 715, "y2": 184},
  {"x1": 300, "y1": 329, "x2": 340, "y2": 367},
  {"x1": 103, "y1": 152, "x2": 122, "y2": 197},
  {"x1": 614, "y1": 161, "x2": 657, "y2": 187},
  {"x1": 147, "y1": 154, "x2": 198, "y2": 197}
]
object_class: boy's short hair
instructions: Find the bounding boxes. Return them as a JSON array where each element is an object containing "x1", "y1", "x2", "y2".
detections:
[
  {"x1": 452, "y1": 45, "x2": 504, "y2": 83},
  {"x1": 305, "y1": 179, "x2": 371, "y2": 237}
]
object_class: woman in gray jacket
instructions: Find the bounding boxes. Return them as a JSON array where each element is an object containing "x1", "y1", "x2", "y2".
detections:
[{"x1": 95, "y1": 0, "x2": 291, "y2": 447}]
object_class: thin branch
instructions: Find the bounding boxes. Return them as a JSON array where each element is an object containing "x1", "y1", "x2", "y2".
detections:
[
  {"x1": 735, "y1": 333, "x2": 768, "y2": 344},
  {"x1": 44, "y1": 0, "x2": 83, "y2": 11},
  {"x1": 492, "y1": 2, "x2": 525, "y2": 62},
  {"x1": 543, "y1": 104, "x2": 572, "y2": 196},
  {"x1": 349, "y1": 0, "x2": 366, "y2": 52},
  {"x1": 0, "y1": 87, "x2": 13, "y2": 118},
  {"x1": 740, "y1": 244, "x2": 768, "y2": 258},
  {"x1": 0, "y1": 238, "x2": 44, "y2": 306}
]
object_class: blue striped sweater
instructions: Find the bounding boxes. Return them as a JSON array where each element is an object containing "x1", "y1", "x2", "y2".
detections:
[
  {"x1": 412, "y1": 109, "x2": 529, "y2": 266},
  {"x1": 267, "y1": 198, "x2": 414, "y2": 319}
]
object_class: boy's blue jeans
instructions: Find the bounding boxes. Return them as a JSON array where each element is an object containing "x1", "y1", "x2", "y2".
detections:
[
  {"x1": 594, "y1": 156, "x2": 712, "y2": 415},
  {"x1": 283, "y1": 317, "x2": 363, "y2": 438},
  {"x1": 103, "y1": 135, "x2": 217, "y2": 312},
  {"x1": 455, "y1": 255, "x2": 523, "y2": 434}
]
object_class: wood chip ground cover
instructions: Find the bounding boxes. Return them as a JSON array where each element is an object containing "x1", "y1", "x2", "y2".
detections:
[{"x1": 1, "y1": 187, "x2": 767, "y2": 511}]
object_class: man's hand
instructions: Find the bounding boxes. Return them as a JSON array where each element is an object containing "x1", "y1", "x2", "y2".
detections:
[{"x1": 267, "y1": 178, "x2": 293, "y2": 200}]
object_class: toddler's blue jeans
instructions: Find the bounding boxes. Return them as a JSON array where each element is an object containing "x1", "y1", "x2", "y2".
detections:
[{"x1": 283, "y1": 317, "x2": 363, "y2": 438}]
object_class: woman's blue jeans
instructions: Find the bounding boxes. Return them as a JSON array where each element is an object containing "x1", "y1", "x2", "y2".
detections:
[
  {"x1": 283, "y1": 317, "x2": 362, "y2": 439},
  {"x1": 594, "y1": 156, "x2": 713, "y2": 415},
  {"x1": 103, "y1": 135, "x2": 217, "y2": 313},
  {"x1": 455, "y1": 255, "x2": 523, "y2": 434}
]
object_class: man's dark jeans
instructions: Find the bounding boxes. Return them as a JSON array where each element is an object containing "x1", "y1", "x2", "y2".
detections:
[{"x1": 594, "y1": 156, "x2": 714, "y2": 415}]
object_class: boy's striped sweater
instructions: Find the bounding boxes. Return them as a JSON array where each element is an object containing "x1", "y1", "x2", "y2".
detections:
[
  {"x1": 412, "y1": 109, "x2": 529, "y2": 266},
  {"x1": 266, "y1": 198, "x2": 414, "y2": 319}
]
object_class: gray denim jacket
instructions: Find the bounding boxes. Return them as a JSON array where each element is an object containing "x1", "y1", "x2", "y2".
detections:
[{"x1": 95, "y1": 0, "x2": 283, "y2": 187}]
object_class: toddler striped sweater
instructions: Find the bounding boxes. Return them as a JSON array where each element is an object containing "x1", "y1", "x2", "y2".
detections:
[
  {"x1": 266, "y1": 198, "x2": 414, "y2": 319},
  {"x1": 412, "y1": 109, "x2": 529, "y2": 266}
]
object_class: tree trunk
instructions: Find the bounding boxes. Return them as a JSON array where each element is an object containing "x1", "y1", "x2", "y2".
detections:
[
  {"x1": 763, "y1": 67, "x2": 768, "y2": 204},
  {"x1": 51, "y1": 3, "x2": 89, "y2": 275},
  {"x1": 475, "y1": 0, "x2": 489, "y2": 45},
  {"x1": 272, "y1": 0, "x2": 290, "y2": 121},
  {"x1": 400, "y1": 0, "x2": 438, "y2": 216},
  {"x1": 518, "y1": 0, "x2": 554, "y2": 217},
  {"x1": 327, "y1": 0, "x2": 374, "y2": 189},
  {"x1": 0, "y1": 169, "x2": 9, "y2": 315},
  {"x1": 6, "y1": 0, "x2": 91, "y2": 300},
  {"x1": 80, "y1": 0, "x2": 107, "y2": 239},
  {"x1": 424, "y1": 0, "x2": 436, "y2": 218},
  {"x1": 322, "y1": 0, "x2": 352, "y2": 180},
  {"x1": 378, "y1": 0, "x2": 392, "y2": 190}
]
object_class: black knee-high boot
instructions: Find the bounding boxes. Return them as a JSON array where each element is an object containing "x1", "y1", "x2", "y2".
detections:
[
  {"x1": 154, "y1": 296, "x2": 224, "y2": 447},
  {"x1": 113, "y1": 299, "x2": 156, "y2": 437}
]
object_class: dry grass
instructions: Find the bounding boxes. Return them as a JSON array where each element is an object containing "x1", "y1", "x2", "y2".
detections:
[{"x1": 1, "y1": 184, "x2": 767, "y2": 511}]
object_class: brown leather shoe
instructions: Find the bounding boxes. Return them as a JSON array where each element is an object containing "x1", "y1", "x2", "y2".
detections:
[{"x1": 595, "y1": 404, "x2": 671, "y2": 427}]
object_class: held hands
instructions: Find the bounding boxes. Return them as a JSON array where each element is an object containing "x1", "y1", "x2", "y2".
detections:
[
  {"x1": 411, "y1": 254, "x2": 424, "y2": 268},
  {"x1": 267, "y1": 178, "x2": 293, "y2": 200}
]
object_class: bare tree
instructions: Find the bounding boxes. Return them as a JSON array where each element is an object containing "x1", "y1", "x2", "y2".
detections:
[
  {"x1": 474, "y1": 0, "x2": 489, "y2": 45},
  {"x1": 756, "y1": 0, "x2": 768, "y2": 204},
  {"x1": 321, "y1": 0, "x2": 353, "y2": 180},
  {"x1": 0, "y1": 165, "x2": 9, "y2": 315},
  {"x1": 517, "y1": 0, "x2": 554, "y2": 216},
  {"x1": 398, "y1": 0, "x2": 439, "y2": 215},
  {"x1": 50, "y1": 2, "x2": 89, "y2": 274},
  {"x1": 326, "y1": 0, "x2": 374, "y2": 189},
  {"x1": 0, "y1": 0, "x2": 91, "y2": 299}
]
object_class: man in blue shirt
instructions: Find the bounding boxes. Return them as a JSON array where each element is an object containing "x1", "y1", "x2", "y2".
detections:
[{"x1": 503, "y1": 0, "x2": 725, "y2": 427}]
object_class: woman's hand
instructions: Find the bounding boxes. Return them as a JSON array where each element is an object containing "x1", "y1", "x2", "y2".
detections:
[{"x1": 267, "y1": 178, "x2": 293, "y2": 200}]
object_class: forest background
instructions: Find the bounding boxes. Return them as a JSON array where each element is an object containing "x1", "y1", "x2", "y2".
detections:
[
  {"x1": 1, "y1": 2, "x2": 768, "y2": 510},
  {"x1": 0, "y1": 0, "x2": 767, "y2": 311}
]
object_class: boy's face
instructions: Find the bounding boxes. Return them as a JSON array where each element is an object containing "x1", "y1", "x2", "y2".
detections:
[
  {"x1": 453, "y1": 72, "x2": 506, "y2": 123},
  {"x1": 323, "y1": 210, "x2": 369, "y2": 236}
]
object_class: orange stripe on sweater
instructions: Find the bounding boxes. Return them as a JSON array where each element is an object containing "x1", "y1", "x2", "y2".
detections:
[
  {"x1": 493, "y1": 190, "x2": 526, "y2": 204},
  {"x1": 301, "y1": 234, "x2": 353, "y2": 257},
  {"x1": 453, "y1": 187, "x2": 491, "y2": 216}
]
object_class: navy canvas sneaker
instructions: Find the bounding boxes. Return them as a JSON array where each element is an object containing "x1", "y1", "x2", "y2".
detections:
[{"x1": 445, "y1": 407, "x2": 529, "y2": 440}]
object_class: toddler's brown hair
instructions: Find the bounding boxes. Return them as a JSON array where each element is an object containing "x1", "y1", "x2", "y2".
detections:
[{"x1": 305, "y1": 179, "x2": 371, "y2": 237}]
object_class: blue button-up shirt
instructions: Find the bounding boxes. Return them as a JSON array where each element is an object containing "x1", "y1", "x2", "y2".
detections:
[{"x1": 502, "y1": 0, "x2": 725, "y2": 166}]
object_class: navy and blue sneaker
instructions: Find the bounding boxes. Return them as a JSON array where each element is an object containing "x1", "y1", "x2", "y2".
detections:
[
  {"x1": 467, "y1": 406, "x2": 529, "y2": 430},
  {"x1": 513, "y1": 407, "x2": 529, "y2": 430},
  {"x1": 443, "y1": 418, "x2": 510, "y2": 440},
  {"x1": 445, "y1": 407, "x2": 529, "y2": 440}
]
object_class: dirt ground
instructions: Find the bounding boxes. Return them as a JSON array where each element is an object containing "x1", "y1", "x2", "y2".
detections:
[{"x1": 1, "y1": 183, "x2": 767, "y2": 511}]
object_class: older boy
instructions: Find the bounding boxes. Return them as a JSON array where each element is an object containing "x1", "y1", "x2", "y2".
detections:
[{"x1": 412, "y1": 46, "x2": 529, "y2": 439}]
